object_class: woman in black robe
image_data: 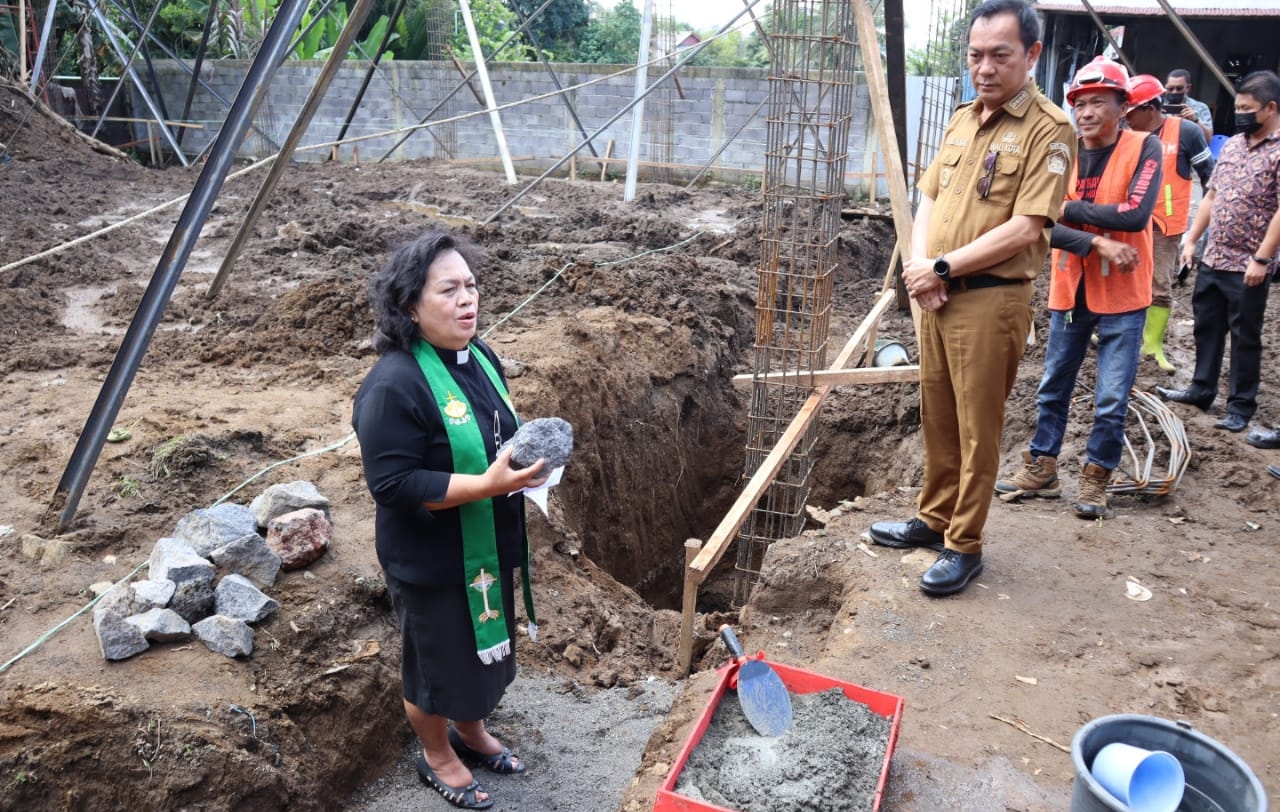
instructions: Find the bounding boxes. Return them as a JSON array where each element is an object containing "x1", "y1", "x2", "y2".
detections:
[{"x1": 353, "y1": 231, "x2": 546, "y2": 809}]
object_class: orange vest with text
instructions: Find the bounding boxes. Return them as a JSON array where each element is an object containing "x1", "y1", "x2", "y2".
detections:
[
  {"x1": 1048, "y1": 128, "x2": 1154, "y2": 314},
  {"x1": 1151, "y1": 116, "x2": 1193, "y2": 237}
]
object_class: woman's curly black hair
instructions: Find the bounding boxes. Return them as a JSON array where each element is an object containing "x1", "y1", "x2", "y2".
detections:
[{"x1": 368, "y1": 230, "x2": 484, "y2": 354}]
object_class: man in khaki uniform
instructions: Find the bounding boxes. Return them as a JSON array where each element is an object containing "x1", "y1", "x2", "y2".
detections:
[{"x1": 868, "y1": 0, "x2": 1076, "y2": 595}]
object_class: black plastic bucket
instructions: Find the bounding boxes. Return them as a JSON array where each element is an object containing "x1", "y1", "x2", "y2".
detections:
[{"x1": 1071, "y1": 714, "x2": 1268, "y2": 812}]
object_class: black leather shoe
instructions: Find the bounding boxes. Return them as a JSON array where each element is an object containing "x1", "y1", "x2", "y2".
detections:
[
  {"x1": 1246, "y1": 428, "x2": 1280, "y2": 449},
  {"x1": 1215, "y1": 413, "x2": 1248, "y2": 432},
  {"x1": 1154, "y1": 386, "x2": 1212, "y2": 411},
  {"x1": 919, "y1": 549, "x2": 984, "y2": 596},
  {"x1": 868, "y1": 517, "x2": 945, "y2": 551}
]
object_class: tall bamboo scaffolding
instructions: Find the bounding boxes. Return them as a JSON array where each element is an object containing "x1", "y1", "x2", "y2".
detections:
[{"x1": 733, "y1": 0, "x2": 860, "y2": 603}]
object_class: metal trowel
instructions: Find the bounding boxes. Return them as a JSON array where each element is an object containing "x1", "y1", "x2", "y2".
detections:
[{"x1": 719, "y1": 624, "x2": 793, "y2": 737}]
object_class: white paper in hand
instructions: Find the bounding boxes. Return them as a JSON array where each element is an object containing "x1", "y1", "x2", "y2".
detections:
[{"x1": 520, "y1": 465, "x2": 564, "y2": 516}]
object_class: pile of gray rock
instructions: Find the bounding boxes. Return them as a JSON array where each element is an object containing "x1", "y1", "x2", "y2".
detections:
[{"x1": 92, "y1": 481, "x2": 333, "y2": 661}]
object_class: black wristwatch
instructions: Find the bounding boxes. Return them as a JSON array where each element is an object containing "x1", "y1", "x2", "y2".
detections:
[
  {"x1": 1252, "y1": 255, "x2": 1271, "y2": 265},
  {"x1": 933, "y1": 255, "x2": 951, "y2": 280}
]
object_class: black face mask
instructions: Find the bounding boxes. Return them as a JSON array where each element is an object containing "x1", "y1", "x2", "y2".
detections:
[
  {"x1": 1236, "y1": 111, "x2": 1262, "y2": 135},
  {"x1": 1165, "y1": 92, "x2": 1186, "y2": 105}
]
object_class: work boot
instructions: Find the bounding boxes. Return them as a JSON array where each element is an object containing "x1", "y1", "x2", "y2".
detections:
[
  {"x1": 994, "y1": 451, "x2": 1061, "y2": 500},
  {"x1": 1141, "y1": 305, "x2": 1175, "y2": 373},
  {"x1": 1074, "y1": 463, "x2": 1112, "y2": 519}
]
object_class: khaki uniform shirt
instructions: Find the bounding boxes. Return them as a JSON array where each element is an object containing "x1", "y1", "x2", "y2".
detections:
[{"x1": 919, "y1": 80, "x2": 1076, "y2": 279}]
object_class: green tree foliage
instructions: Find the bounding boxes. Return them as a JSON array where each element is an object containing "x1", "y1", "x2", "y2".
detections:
[
  {"x1": 397, "y1": 0, "x2": 458, "y2": 60},
  {"x1": 507, "y1": 0, "x2": 587, "y2": 60},
  {"x1": 686, "y1": 29, "x2": 766, "y2": 69},
  {"x1": 452, "y1": 0, "x2": 534, "y2": 60},
  {"x1": 575, "y1": 0, "x2": 639, "y2": 64},
  {"x1": 907, "y1": 3, "x2": 976, "y2": 77}
]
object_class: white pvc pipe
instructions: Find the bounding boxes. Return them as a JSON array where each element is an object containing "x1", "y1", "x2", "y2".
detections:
[
  {"x1": 29, "y1": 0, "x2": 59, "y2": 94},
  {"x1": 623, "y1": 0, "x2": 655, "y2": 202},
  {"x1": 458, "y1": 0, "x2": 518, "y2": 184}
]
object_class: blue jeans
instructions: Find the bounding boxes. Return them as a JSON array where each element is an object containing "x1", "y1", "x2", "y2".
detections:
[{"x1": 1029, "y1": 308, "x2": 1145, "y2": 471}]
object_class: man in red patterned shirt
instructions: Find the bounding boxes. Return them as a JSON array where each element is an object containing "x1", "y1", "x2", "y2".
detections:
[{"x1": 1157, "y1": 71, "x2": 1280, "y2": 438}]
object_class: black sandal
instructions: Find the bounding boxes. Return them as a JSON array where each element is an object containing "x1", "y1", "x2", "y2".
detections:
[
  {"x1": 416, "y1": 752, "x2": 493, "y2": 809},
  {"x1": 448, "y1": 727, "x2": 526, "y2": 775}
]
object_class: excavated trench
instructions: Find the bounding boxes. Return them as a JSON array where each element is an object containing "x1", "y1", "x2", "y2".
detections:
[{"x1": 534, "y1": 216, "x2": 916, "y2": 613}]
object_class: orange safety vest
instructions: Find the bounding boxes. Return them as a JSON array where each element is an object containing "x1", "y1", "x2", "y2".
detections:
[
  {"x1": 1151, "y1": 117, "x2": 1193, "y2": 237},
  {"x1": 1048, "y1": 129, "x2": 1154, "y2": 314}
]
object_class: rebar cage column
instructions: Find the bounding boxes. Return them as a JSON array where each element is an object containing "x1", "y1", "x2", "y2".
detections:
[{"x1": 734, "y1": 0, "x2": 860, "y2": 603}]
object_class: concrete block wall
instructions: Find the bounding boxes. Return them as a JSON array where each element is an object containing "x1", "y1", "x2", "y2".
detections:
[{"x1": 134, "y1": 60, "x2": 889, "y2": 194}]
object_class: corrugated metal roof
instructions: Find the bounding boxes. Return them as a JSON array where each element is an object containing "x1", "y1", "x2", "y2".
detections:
[{"x1": 1034, "y1": 0, "x2": 1280, "y2": 16}]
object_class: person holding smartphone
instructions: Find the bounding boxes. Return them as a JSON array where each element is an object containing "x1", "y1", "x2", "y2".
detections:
[{"x1": 1164, "y1": 69, "x2": 1214, "y2": 141}]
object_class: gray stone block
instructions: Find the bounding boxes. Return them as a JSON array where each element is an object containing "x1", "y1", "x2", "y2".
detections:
[
  {"x1": 94, "y1": 609, "x2": 150, "y2": 661},
  {"x1": 149, "y1": 537, "x2": 215, "y2": 586},
  {"x1": 131, "y1": 579, "x2": 176, "y2": 610},
  {"x1": 509, "y1": 417, "x2": 573, "y2": 470},
  {"x1": 127, "y1": 608, "x2": 191, "y2": 642},
  {"x1": 215, "y1": 574, "x2": 280, "y2": 623},
  {"x1": 174, "y1": 504, "x2": 258, "y2": 556},
  {"x1": 250, "y1": 481, "x2": 331, "y2": 527},
  {"x1": 210, "y1": 532, "x2": 282, "y2": 589},
  {"x1": 192, "y1": 615, "x2": 254, "y2": 658},
  {"x1": 169, "y1": 578, "x2": 216, "y2": 624},
  {"x1": 93, "y1": 581, "x2": 138, "y2": 623}
]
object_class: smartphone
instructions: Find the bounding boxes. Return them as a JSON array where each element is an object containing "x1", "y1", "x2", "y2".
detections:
[{"x1": 1165, "y1": 103, "x2": 1186, "y2": 114}]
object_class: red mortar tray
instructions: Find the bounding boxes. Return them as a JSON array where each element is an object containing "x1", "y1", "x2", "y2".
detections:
[{"x1": 654, "y1": 658, "x2": 905, "y2": 812}]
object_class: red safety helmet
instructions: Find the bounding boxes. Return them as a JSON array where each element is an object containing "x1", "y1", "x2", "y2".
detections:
[
  {"x1": 1127, "y1": 74, "x2": 1164, "y2": 111},
  {"x1": 1066, "y1": 56, "x2": 1130, "y2": 105}
]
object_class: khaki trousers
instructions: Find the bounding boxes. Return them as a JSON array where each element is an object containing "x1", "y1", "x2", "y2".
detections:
[
  {"x1": 917, "y1": 281, "x2": 1032, "y2": 554},
  {"x1": 1151, "y1": 229, "x2": 1180, "y2": 309}
]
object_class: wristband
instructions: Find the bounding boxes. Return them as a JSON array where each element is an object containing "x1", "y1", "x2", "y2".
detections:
[{"x1": 1252, "y1": 255, "x2": 1271, "y2": 265}]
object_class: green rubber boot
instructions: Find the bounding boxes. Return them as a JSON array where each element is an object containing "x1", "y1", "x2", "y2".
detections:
[{"x1": 1141, "y1": 305, "x2": 1175, "y2": 373}]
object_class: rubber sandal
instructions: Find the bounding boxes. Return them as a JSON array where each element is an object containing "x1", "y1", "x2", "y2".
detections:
[
  {"x1": 415, "y1": 752, "x2": 493, "y2": 810},
  {"x1": 1268, "y1": 464, "x2": 1280, "y2": 480},
  {"x1": 448, "y1": 727, "x2": 526, "y2": 775}
]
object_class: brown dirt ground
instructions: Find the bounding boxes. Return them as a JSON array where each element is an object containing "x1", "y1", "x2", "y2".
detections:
[{"x1": 1, "y1": 79, "x2": 1277, "y2": 811}]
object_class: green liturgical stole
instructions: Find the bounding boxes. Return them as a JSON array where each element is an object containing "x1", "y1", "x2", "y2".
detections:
[{"x1": 412, "y1": 338, "x2": 537, "y2": 664}]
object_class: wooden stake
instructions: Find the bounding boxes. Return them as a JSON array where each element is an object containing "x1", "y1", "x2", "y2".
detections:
[
  {"x1": 600, "y1": 139, "x2": 614, "y2": 182},
  {"x1": 352, "y1": 144, "x2": 359, "y2": 166},
  {"x1": 677, "y1": 538, "x2": 702, "y2": 676}
]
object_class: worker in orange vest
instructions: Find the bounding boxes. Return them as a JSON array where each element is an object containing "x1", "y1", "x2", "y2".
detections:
[
  {"x1": 996, "y1": 57, "x2": 1161, "y2": 519},
  {"x1": 1124, "y1": 73, "x2": 1215, "y2": 373}
]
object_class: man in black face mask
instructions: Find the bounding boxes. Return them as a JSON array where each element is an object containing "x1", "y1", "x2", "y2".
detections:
[
  {"x1": 1164, "y1": 69, "x2": 1213, "y2": 141},
  {"x1": 1156, "y1": 71, "x2": 1280, "y2": 442}
]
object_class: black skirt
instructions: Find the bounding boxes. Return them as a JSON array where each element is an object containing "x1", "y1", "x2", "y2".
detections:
[{"x1": 385, "y1": 569, "x2": 518, "y2": 721}]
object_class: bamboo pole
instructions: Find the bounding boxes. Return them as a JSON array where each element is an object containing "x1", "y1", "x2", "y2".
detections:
[{"x1": 853, "y1": 0, "x2": 919, "y2": 342}]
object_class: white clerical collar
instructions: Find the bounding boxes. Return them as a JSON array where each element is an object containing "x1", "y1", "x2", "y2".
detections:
[{"x1": 456, "y1": 348, "x2": 470, "y2": 364}]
